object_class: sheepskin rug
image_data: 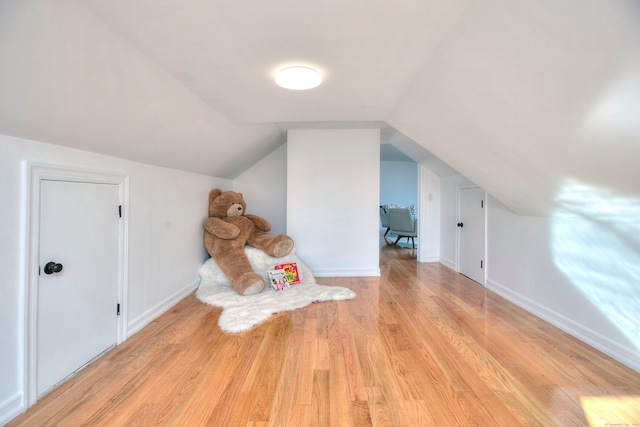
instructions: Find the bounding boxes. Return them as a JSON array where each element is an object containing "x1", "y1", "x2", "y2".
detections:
[{"x1": 196, "y1": 246, "x2": 356, "y2": 333}]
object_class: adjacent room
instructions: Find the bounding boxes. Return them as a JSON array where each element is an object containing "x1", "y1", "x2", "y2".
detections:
[{"x1": 1, "y1": 0, "x2": 639, "y2": 425}]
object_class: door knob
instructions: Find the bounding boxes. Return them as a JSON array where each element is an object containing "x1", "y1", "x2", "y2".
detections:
[
  {"x1": 44, "y1": 262, "x2": 63, "y2": 274},
  {"x1": 457, "y1": 222, "x2": 464, "y2": 227}
]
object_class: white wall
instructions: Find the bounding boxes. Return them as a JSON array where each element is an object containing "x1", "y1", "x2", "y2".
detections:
[
  {"x1": 287, "y1": 129, "x2": 380, "y2": 277},
  {"x1": 437, "y1": 173, "x2": 640, "y2": 373},
  {"x1": 485, "y1": 195, "x2": 640, "y2": 373},
  {"x1": 418, "y1": 166, "x2": 440, "y2": 262},
  {"x1": 233, "y1": 144, "x2": 288, "y2": 236},
  {"x1": 380, "y1": 161, "x2": 418, "y2": 210},
  {"x1": 125, "y1": 162, "x2": 228, "y2": 333},
  {"x1": 0, "y1": 133, "x2": 229, "y2": 423}
]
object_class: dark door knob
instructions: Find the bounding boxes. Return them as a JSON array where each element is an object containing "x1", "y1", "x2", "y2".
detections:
[
  {"x1": 457, "y1": 222, "x2": 464, "y2": 227},
  {"x1": 44, "y1": 262, "x2": 63, "y2": 274}
]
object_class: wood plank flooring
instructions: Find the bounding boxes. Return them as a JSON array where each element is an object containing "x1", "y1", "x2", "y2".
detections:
[{"x1": 9, "y1": 238, "x2": 640, "y2": 426}]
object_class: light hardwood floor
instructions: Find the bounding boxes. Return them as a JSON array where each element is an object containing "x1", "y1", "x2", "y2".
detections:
[{"x1": 9, "y1": 237, "x2": 640, "y2": 426}]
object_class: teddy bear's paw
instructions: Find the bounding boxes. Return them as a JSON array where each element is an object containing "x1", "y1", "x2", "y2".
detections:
[
  {"x1": 273, "y1": 237, "x2": 294, "y2": 258},
  {"x1": 237, "y1": 272, "x2": 265, "y2": 296}
]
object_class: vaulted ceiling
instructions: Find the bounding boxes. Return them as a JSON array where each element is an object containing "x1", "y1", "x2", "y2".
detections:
[{"x1": 1, "y1": 0, "x2": 639, "y2": 215}]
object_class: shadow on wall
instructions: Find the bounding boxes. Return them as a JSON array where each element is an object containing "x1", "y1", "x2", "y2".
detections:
[{"x1": 552, "y1": 180, "x2": 640, "y2": 352}]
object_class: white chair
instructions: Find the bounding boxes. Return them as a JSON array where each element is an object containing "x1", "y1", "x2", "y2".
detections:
[
  {"x1": 379, "y1": 206, "x2": 390, "y2": 237},
  {"x1": 388, "y1": 207, "x2": 417, "y2": 248}
]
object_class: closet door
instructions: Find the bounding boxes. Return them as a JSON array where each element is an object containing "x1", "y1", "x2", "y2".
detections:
[
  {"x1": 37, "y1": 180, "x2": 119, "y2": 397},
  {"x1": 458, "y1": 187, "x2": 485, "y2": 285}
]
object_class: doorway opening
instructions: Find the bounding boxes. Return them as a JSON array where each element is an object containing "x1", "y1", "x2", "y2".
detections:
[{"x1": 379, "y1": 145, "x2": 419, "y2": 255}]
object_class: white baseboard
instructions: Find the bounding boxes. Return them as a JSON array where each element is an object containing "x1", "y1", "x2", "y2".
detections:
[
  {"x1": 486, "y1": 278, "x2": 640, "y2": 374},
  {"x1": 312, "y1": 268, "x2": 381, "y2": 277},
  {"x1": 418, "y1": 256, "x2": 439, "y2": 263},
  {"x1": 127, "y1": 280, "x2": 199, "y2": 337},
  {"x1": 0, "y1": 392, "x2": 24, "y2": 426},
  {"x1": 440, "y1": 256, "x2": 456, "y2": 271}
]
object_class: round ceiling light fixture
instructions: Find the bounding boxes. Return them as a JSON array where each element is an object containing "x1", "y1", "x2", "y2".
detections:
[{"x1": 275, "y1": 66, "x2": 322, "y2": 90}]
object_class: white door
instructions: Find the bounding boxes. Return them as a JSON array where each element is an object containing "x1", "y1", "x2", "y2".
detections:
[
  {"x1": 458, "y1": 187, "x2": 485, "y2": 284},
  {"x1": 37, "y1": 180, "x2": 120, "y2": 397}
]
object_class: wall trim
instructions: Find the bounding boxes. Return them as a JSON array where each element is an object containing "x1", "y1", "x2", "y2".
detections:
[
  {"x1": 439, "y1": 256, "x2": 456, "y2": 270},
  {"x1": 486, "y1": 278, "x2": 640, "y2": 374},
  {"x1": 0, "y1": 392, "x2": 23, "y2": 426},
  {"x1": 312, "y1": 268, "x2": 381, "y2": 277},
  {"x1": 127, "y1": 281, "x2": 199, "y2": 337}
]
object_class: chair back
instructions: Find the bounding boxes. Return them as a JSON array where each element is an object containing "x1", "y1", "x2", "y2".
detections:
[
  {"x1": 379, "y1": 206, "x2": 390, "y2": 228},
  {"x1": 388, "y1": 208, "x2": 416, "y2": 234}
]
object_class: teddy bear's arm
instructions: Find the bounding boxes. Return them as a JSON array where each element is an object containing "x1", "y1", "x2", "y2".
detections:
[
  {"x1": 245, "y1": 214, "x2": 272, "y2": 232},
  {"x1": 204, "y1": 217, "x2": 241, "y2": 239}
]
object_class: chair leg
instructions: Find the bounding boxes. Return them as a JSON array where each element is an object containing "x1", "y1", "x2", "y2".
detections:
[
  {"x1": 384, "y1": 227, "x2": 390, "y2": 237},
  {"x1": 411, "y1": 237, "x2": 415, "y2": 248},
  {"x1": 394, "y1": 235, "x2": 401, "y2": 245}
]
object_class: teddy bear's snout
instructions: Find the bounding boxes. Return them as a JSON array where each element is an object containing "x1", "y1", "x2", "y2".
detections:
[{"x1": 226, "y1": 203, "x2": 244, "y2": 217}]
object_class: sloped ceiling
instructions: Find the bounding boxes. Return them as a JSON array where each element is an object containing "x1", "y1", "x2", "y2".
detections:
[
  {"x1": 1, "y1": 0, "x2": 639, "y2": 215},
  {"x1": 381, "y1": 144, "x2": 414, "y2": 163},
  {"x1": 388, "y1": 0, "x2": 640, "y2": 215}
]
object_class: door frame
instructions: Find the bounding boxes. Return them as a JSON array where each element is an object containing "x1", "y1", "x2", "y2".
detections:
[
  {"x1": 22, "y1": 162, "x2": 129, "y2": 406},
  {"x1": 455, "y1": 183, "x2": 487, "y2": 285}
]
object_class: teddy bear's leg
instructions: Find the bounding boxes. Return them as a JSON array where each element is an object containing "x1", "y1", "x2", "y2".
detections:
[
  {"x1": 213, "y1": 242, "x2": 265, "y2": 295},
  {"x1": 235, "y1": 271, "x2": 265, "y2": 295},
  {"x1": 248, "y1": 232, "x2": 294, "y2": 258},
  {"x1": 271, "y1": 235, "x2": 294, "y2": 257}
]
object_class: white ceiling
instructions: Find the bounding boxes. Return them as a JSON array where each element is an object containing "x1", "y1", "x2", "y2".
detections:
[
  {"x1": 1, "y1": 0, "x2": 639, "y2": 215},
  {"x1": 78, "y1": 0, "x2": 468, "y2": 124}
]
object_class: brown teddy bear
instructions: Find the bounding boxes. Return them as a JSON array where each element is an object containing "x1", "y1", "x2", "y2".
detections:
[{"x1": 203, "y1": 189, "x2": 294, "y2": 295}]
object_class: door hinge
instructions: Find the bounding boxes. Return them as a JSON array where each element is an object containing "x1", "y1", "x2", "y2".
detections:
[
  {"x1": 480, "y1": 260, "x2": 484, "y2": 269},
  {"x1": 116, "y1": 303, "x2": 121, "y2": 316},
  {"x1": 118, "y1": 205, "x2": 122, "y2": 218},
  {"x1": 481, "y1": 200, "x2": 484, "y2": 208}
]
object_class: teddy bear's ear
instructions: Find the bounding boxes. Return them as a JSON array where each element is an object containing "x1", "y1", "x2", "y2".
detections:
[{"x1": 209, "y1": 188, "x2": 223, "y2": 201}]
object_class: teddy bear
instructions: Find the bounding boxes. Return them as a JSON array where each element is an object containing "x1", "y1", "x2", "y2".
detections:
[{"x1": 203, "y1": 189, "x2": 294, "y2": 295}]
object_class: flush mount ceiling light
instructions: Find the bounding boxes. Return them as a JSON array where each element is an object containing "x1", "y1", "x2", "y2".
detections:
[{"x1": 275, "y1": 66, "x2": 322, "y2": 90}]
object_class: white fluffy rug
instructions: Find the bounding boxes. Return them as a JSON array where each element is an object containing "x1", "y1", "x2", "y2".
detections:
[{"x1": 196, "y1": 246, "x2": 356, "y2": 333}]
